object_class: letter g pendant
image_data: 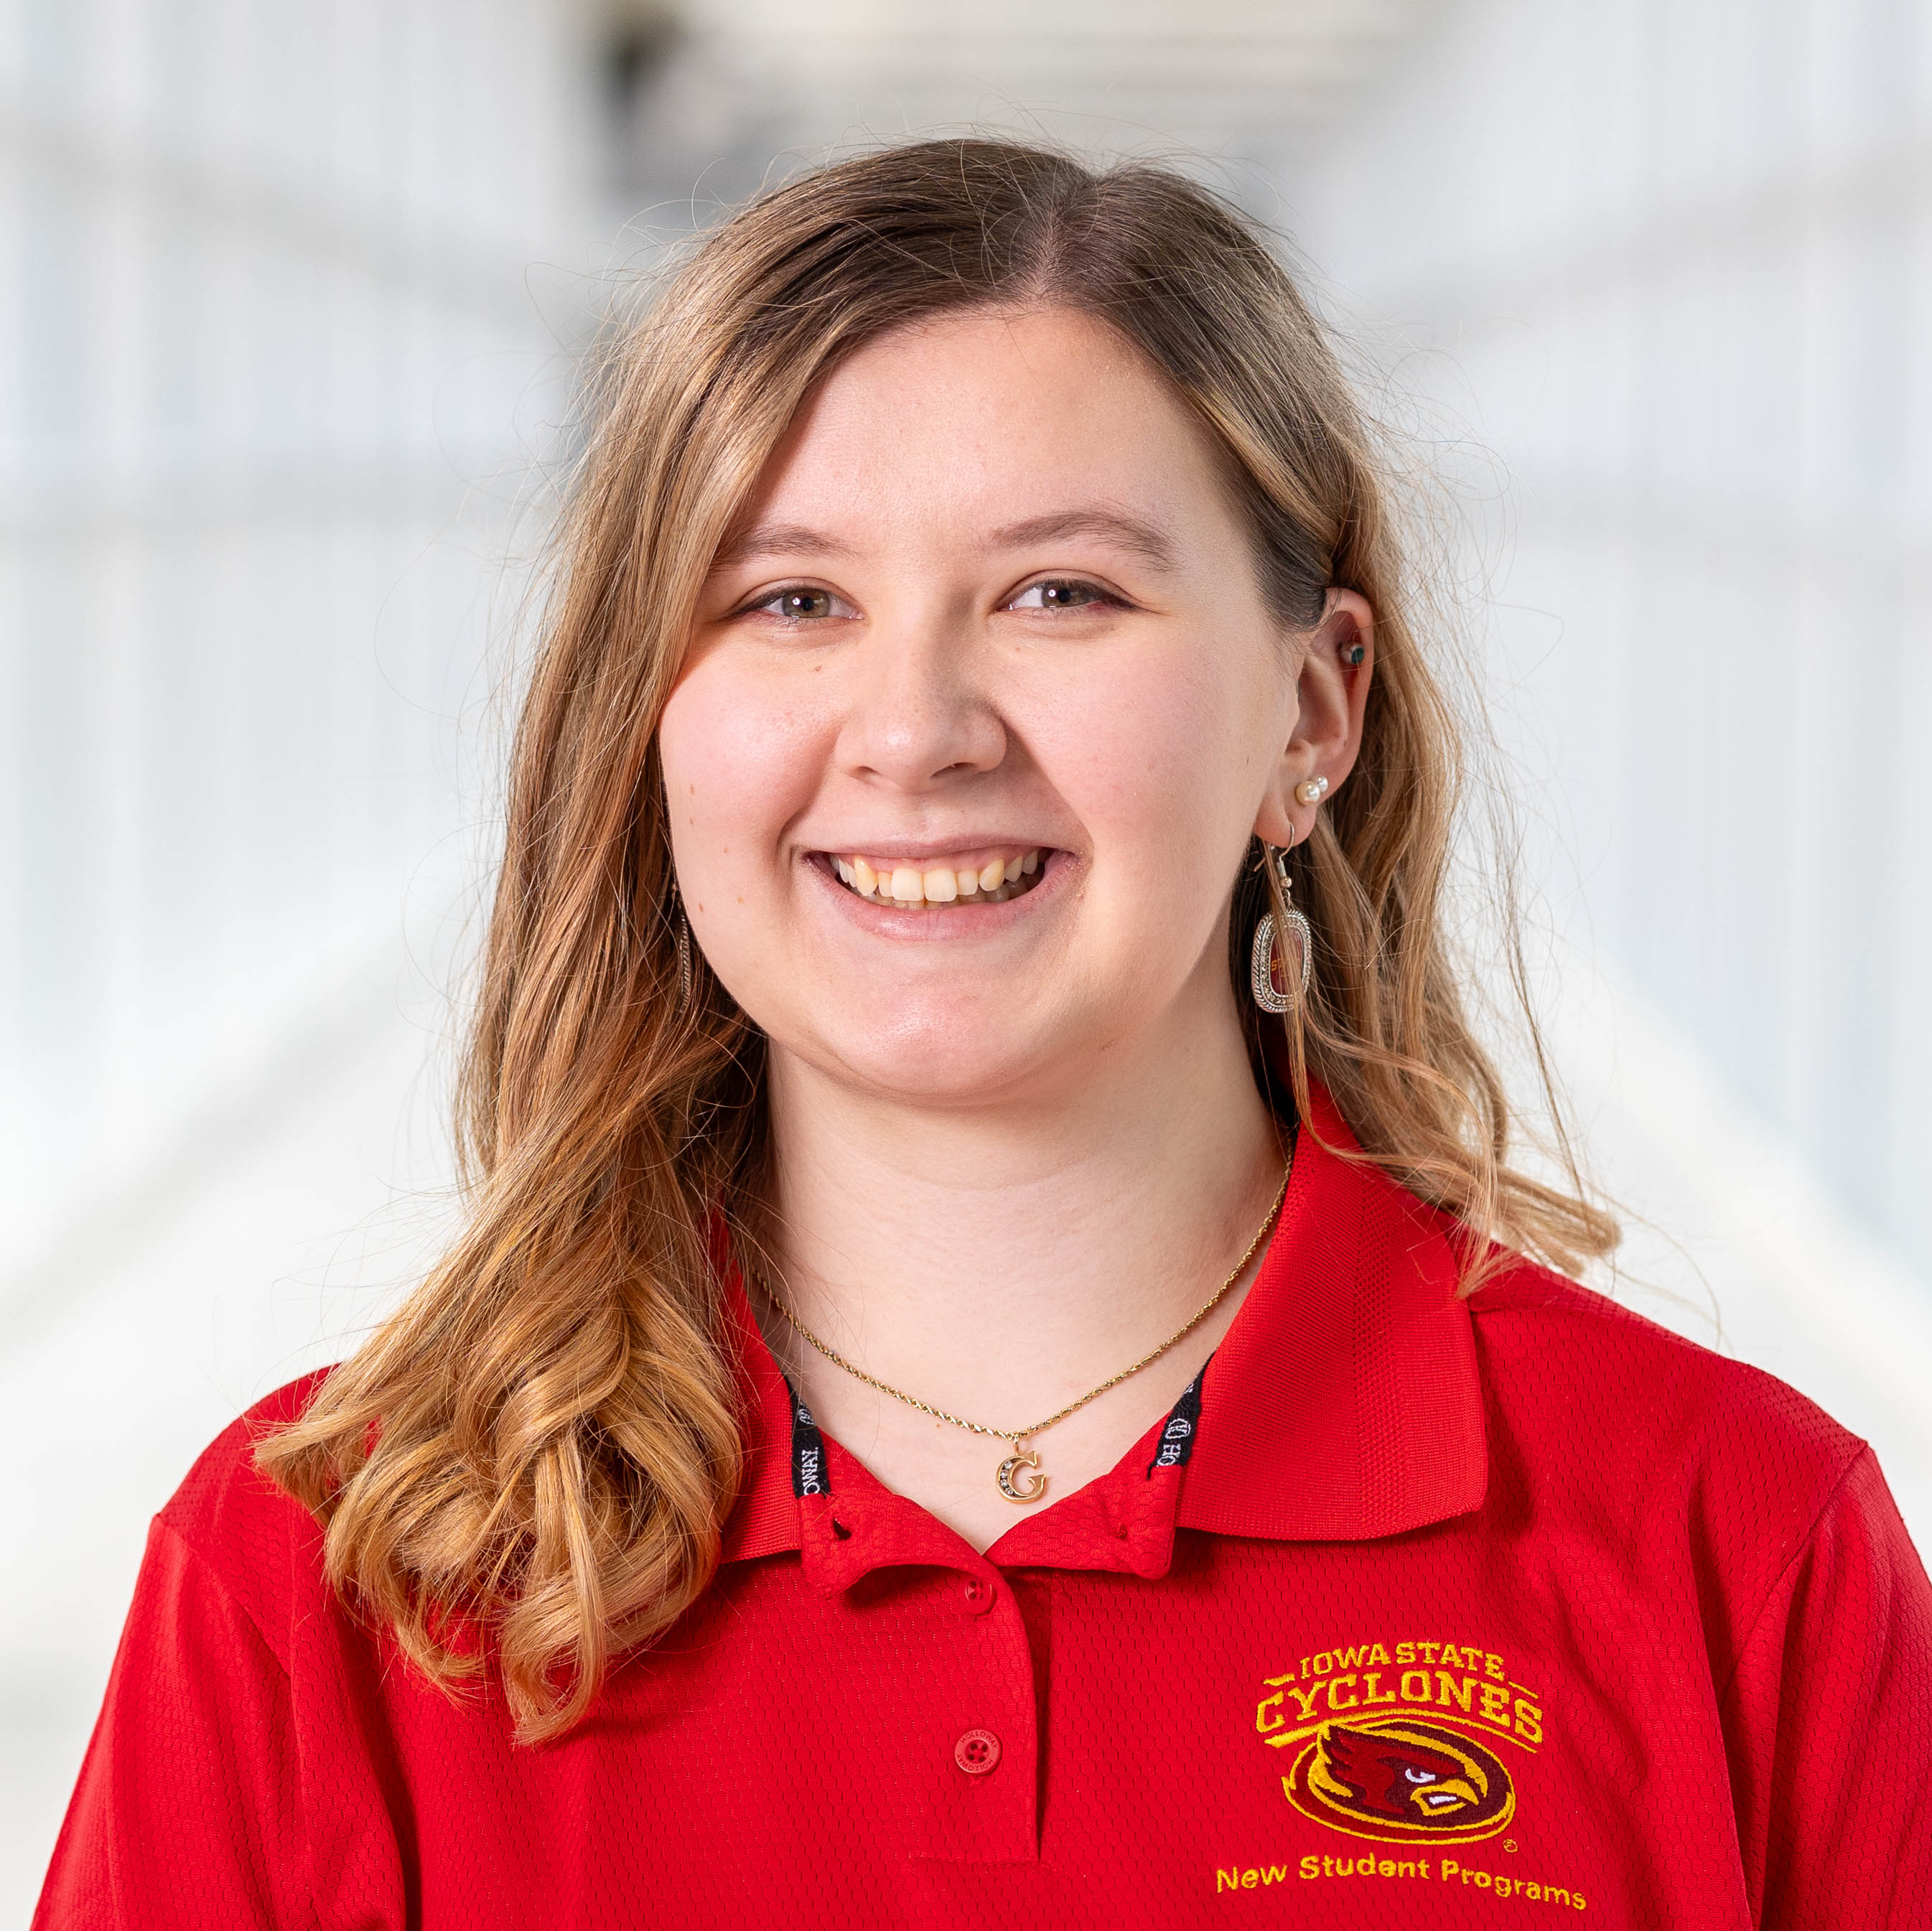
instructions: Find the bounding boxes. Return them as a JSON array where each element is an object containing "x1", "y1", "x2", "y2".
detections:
[{"x1": 996, "y1": 1445, "x2": 1048, "y2": 1504}]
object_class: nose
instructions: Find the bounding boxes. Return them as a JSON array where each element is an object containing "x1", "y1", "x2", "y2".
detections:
[{"x1": 836, "y1": 622, "x2": 1006, "y2": 792}]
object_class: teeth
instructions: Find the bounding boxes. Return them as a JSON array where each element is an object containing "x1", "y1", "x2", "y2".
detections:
[{"x1": 831, "y1": 849, "x2": 1046, "y2": 908}]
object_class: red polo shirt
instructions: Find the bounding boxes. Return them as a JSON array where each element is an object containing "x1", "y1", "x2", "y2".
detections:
[{"x1": 36, "y1": 1092, "x2": 1932, "y2": 1927}]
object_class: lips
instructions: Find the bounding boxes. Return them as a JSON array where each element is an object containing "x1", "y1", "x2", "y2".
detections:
[{"x1": 828, "y1": 848, "x2": 1045, "y2": 908}]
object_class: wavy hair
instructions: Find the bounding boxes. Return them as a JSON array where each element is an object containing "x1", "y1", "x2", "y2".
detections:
[{"x1": 258, "y1": 137, "x2": 1618, "y2": 1741}]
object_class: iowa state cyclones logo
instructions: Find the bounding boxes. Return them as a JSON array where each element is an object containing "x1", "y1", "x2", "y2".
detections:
[
  {"x1": 1282, "y1": 1719, "x2": 1513, "y2": 1843},
  {"x1": 1255, "y1": 1637, "x2": 1543, "y2": 1848}
]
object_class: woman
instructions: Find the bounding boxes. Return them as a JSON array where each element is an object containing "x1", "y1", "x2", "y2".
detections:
[{"x1": 38, "y1": 139, "x2": 1930, "y2": 1927}]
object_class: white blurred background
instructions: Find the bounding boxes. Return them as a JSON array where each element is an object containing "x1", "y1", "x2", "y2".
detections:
[{"x1": 4, "y1": 0, "x2": 1928, "y2": 1911}]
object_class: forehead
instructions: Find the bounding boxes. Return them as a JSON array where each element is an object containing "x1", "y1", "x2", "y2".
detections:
[{"x1": 730, "y1": 306, "x2": 1243, "y2": 561}]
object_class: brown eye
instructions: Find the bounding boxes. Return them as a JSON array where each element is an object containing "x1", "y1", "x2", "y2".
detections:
[
  {"x1": 1011, "y1": 579, "x2": 1111, "y2": 612},
  {"x1": 744, "y1": 584, "x2": 854, "y2": 623}
]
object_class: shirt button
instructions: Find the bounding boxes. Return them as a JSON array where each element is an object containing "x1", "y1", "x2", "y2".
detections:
[
  {"x1": 962, "y1": 1576, "x2": 994, "y2": 1610},
  {"x1": 953, "y1": 1729, "x2": 1002, "y2": 1776}
]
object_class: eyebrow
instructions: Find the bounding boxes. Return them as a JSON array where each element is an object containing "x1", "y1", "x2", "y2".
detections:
[
  {"x1": 709, "y1": 521, "x2": 860, "y2": 569},
  {"x1": 986, "y1": 508, "x2": 1177, "y2": 574},
  {"x1": 708, "y1": 505, "x2": 1177, "y2": 576}
]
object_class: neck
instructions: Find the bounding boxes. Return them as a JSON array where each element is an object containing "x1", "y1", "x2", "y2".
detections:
[{"x1": 755, "y1": 979, "x2": 1285, "y2": 1543}]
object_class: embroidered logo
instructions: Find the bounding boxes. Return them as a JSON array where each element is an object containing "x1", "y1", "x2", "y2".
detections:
[
  {"x1": 1284, "y1": 1719, "x2": 1513, "y2": 1843},
  {"x1": 1255, "y1": 1641, "x2": 1543, "y2": 1848}
]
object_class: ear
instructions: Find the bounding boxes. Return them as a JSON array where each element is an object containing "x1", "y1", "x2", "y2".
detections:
[{"x1": 1252, "y1": 589, "x2": 1374, "y2": 848}]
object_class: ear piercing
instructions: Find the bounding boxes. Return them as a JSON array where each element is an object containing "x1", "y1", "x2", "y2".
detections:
[
  {"x1": 1345, "y1": 643, "x2": 1366, "y2": 666},
  {"x1": 1294, "y1": 776, "x2": 1330, "y2": 805}
]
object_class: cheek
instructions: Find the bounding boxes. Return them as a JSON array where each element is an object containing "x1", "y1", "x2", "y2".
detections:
[
  {"x1": 657, "y1": 653, "x2": 825, "y2": 889},
  {"x1": 1031, "y1": 640, "x2": 1273, "y2": 876}
]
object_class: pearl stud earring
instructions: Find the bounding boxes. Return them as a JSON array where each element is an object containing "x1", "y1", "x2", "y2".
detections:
[{"x1": 1294, "y1": 776, "x2": 1330, "y2": 805}]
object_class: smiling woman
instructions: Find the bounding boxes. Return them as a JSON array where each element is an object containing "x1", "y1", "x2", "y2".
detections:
[{"x1": 37, "y1": 140, "x2": 1931, "y2": 1930}]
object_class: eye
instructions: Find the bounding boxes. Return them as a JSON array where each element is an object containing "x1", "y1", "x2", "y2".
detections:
[
  {"x1": 1006, "y1": 578, "x2": 1120, "y2": 614},
  {"x1": 1403, "y1": 1767, "x2": 1438, "y2": 1784},
  {"x1": 741, "y1": 584, "x2": 856, "y2": 624}
]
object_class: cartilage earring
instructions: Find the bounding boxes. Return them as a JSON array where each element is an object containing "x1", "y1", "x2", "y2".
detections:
[
  {"x1": 1249, "y1": 844, "x2": 1314, "y2": 1015},
  {"x1": 1294, "y1": 775, "x2": 1330, "y2": 805}
]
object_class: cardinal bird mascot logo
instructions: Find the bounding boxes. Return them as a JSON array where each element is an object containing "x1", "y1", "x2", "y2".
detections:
[{"x1": 1282, "y1": 1719, "x2": 1513, "y2": 1844}]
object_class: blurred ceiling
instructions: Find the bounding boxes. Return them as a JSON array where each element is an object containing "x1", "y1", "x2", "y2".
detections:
[{"x1": 597, "y1": 0, "x2": 1432, "y2": 209}]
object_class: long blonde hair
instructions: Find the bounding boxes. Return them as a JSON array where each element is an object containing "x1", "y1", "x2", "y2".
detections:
[{"x1": 259, "y1": 137, "x2": 1617, "y2": 1741}]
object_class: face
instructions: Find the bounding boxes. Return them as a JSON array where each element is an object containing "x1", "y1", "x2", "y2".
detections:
[{"x1": 658, "y1": 305, "x2": 1366, "y2": 1108}]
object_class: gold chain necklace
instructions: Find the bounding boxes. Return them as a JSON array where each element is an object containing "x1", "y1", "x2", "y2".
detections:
[{"x1": 753, "y1": 1155, "x2": 1291, "y2": 1506}]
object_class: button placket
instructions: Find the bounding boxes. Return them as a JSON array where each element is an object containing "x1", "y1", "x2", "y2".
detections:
[
  {"x1": 780, "y1": 1413, "x2": 1041, "y2": 1861},
  {"x1": 911, "y1": 1576, "x2": 1040, "y2": 1863}
]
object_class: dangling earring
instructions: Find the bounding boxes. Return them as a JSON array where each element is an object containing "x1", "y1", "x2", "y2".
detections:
[
  {"x1": 1249, "y1": 842, "x2": 1313, "y2": 1015},
  {"x1": 668, "y1": 877, "x2": 694, "y2": 1009}
]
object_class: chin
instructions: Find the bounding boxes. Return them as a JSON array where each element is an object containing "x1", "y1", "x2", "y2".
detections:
[{"x1": 817, "y1": 1006, "x2": 1063, "y2": 1105}]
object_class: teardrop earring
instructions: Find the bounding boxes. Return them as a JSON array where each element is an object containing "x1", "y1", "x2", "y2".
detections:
[{"x1": 1249, "y1": 843, "x2": 1314, "y2": 1015}]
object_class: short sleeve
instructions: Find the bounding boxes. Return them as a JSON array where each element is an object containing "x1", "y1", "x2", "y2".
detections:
[
  {"x1": 1719, "y1": 1446, "x2": 1932, "y2": 1928},
  {"x1": 33, "y1": 1516, "x2": 307, "y2": 1930}
]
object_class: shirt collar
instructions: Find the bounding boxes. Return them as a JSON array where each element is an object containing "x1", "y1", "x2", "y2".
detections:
[
  {"x1": 1172, "y1": 1080, "x2": 1488, "y2": 1542},
  {"x1": 717, "y1": 1081, "x2": 1487, "y2": 1583}
]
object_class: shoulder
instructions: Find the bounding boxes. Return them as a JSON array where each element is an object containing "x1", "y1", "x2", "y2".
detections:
[
  {"x1": 1467, "y1": 1257, "x2": 1859, "y2": 1475},
  {"x1": 154, "y1": 1369, "x2": 337, "y2": 1665},
  {"x1": 1465, "y1": 1258, "x2": 1872, "y2": 1609}
]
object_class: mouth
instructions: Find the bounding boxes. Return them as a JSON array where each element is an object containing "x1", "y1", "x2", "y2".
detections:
[{"x1": 824, "y1": 848, "x2": 1047, "y2": 910}]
